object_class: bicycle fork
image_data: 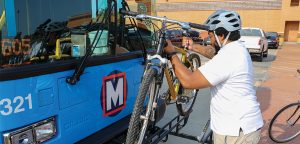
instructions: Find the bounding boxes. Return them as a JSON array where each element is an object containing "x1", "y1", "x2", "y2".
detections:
[{"x1": 138, "y1": 77, "x2": 160, "y2": 144}]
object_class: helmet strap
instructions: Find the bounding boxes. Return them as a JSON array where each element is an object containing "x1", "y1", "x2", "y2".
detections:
[
  {"x1": 214, "y1": 31, "x2": 231, "y2": 48},
  {"x1": 213, "y1": 31, "x2": 222, "y2": 48},
  {"x1": 222, "y1": 32, "x2": 231, "y2": 46}
]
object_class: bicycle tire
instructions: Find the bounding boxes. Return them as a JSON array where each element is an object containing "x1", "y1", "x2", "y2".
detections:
[
  {"x1": 176, "y1": 53, "x2": 201, "y2": 116},
  {"x1": 126, "y1": 68, "x2": 158, "y2": 144},
  {"x1": 268, "y1": 102, "x2": 300, "y2": 143}
]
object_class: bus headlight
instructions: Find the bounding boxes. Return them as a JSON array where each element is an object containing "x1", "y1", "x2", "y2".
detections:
[
  {"x1": 34, "y1": 120, "x2": 55, "y2": 142},
  {"x1": 3, "y1": 117, "x2": 56, "y2": 144},
  {"x1": 9, "y1": 129, "x2": 34, "y2": 144}
]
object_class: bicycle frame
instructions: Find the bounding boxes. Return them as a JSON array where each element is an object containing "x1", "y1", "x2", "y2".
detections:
[
  {"x1": 164, "y1": 47, "x2": 194, "y2": 100},
  {"x1": 142, "y1": 23, "x2": 195, "y2": 102}
]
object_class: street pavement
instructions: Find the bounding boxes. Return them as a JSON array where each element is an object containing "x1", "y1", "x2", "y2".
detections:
[
  {"x1": 158, "y1": 43, "x2": 300, "y2": 144},
  {"x1": 257, "y1": 43, "x2": 300, "y2": 144}
]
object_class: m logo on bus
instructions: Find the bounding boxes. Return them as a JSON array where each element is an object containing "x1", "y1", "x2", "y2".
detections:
[{"x1": 101, "y1": 71, "x2": 127, "y2": 117}]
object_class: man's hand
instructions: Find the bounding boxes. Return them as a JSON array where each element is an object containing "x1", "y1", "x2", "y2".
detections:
[
  {"x1": 182, "y1": 37, "x2": 216, "y2": 59},
  {"x1": 182, "y1": 37, "x2": 194, "y2": 50},
  {"x1": 164, "y1": 40, "x2": 176, "y2": 54}
]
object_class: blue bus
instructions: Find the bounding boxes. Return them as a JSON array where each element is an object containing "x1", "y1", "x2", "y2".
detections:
[{"x1": 0, "y1": 0, "x2": 156, "y2": 143}]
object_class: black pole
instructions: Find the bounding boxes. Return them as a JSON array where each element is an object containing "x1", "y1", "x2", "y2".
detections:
[
  {"x1": 96, "y1": 0, "x2": 98, "y2": 15},
  {"x1": 119, "y1": 1, "x2": 125, "y2": 47},
  {"x1": 0, "y1": 30, "x2": 2, "y2": 65},
  {"x1": 17, "y1": 10, "x2": 20, "y2": 32},
  {"x1": 107, "y1": 0, "x2": 118, "y2": 55},
  {"x1": 113, "y1": 0, "x2": 118, "y2": 55}
]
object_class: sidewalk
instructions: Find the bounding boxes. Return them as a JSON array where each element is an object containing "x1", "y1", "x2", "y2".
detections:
[{"x1": 257, "y1": 43, "x2": 300, "y2": 144}]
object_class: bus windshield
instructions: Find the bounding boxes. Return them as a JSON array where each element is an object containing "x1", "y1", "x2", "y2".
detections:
[
  {"x1": 0, "y1": 0, "x2": 6, "y2": 67},
  {"x1": 14, "y1": 0, "x2": 93, "y2": 36},
  {"x1": 0, "y1": 0, "x2": 155, "y2": 70},
  {"x1": 0, "y1": 0, "x2": 5, "y2": 31},
  {"x1": 0, "y1": 0, "x2": 108, "y2": 69}
]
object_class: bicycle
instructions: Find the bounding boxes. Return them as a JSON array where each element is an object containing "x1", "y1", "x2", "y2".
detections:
[
  {"x1": 120, "y1": 10, "x2": 210, "y2": 144},
  {"x1": 268, "y1": 70, "x2": 300, "y2": 143}
]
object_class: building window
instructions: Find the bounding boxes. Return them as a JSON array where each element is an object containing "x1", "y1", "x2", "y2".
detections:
[{"x1": 291, "y1": 0, "x2": 299, "y2": 6}]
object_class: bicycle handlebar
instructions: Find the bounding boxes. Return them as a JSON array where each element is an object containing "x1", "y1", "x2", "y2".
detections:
[
  {"x1": 189, "y1": 22, "x2": 209, "y2": 31},
  {"x1": 120, "y1": 9, "x2": 209, "y2": 31}
]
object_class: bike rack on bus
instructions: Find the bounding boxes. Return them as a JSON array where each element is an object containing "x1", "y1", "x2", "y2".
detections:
[
  {"x1": 143, "y1": 111, "x2": 213, "y2": 144},
  {"x1": 108, "y1": 111, "x2": 212, "y2": 144}
]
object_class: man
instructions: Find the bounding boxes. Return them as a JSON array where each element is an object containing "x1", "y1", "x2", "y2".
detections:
[{"x1": 164, "y1": 10, "x2": 263, "y2": 144}]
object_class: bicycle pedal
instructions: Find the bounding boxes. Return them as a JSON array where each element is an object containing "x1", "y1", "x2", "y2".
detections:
[{"x1": 177, "y1": 95, "x2": 189, "y2": 104}]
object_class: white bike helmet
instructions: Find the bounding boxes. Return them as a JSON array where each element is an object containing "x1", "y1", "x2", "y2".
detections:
[
  {"x1": 205, "y1": 10, "x2": 241, "y2": 32},
  {"x1": 205, "y1": 10, "x2": 241, "y2": 47}
]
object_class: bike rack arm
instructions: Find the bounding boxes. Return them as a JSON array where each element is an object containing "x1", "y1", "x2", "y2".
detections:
[
  {"x1": 120, "y1": 1, "x2": 148, "y2": 63},
  {"x1": 144, "y1": 114, "x2": 190, "y2": 144},
  {"x1": 147, "y1": 54, "x2": 168, "y2": 64},
  {"x1": 142, "y1": 112, "x2": 212, "y2": 144}
]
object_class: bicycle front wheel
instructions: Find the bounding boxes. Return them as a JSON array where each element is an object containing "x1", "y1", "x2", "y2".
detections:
[
  {"x1": 126, "y1": 68, "x2": 158, "y2": 144},
  {"x1": 176, "y1": 53, "x2": 201, "y2": 116},
  {"x1": 268, "y1": 102, "x2": 300, "y2": 143}
]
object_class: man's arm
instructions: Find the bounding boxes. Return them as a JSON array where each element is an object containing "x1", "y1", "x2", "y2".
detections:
[
  {"x1": 182, "y1": 37, "x2": 215, "y2": 59},
  {"x1": 165, "y1": 40, "x2": 212, "y2": 89},
  {"x1": 169, "y1": 54, "x2": 212, "y2": 89},
  {"x1": 191, "y1": 44, "x2": 216, "y2": 59}
]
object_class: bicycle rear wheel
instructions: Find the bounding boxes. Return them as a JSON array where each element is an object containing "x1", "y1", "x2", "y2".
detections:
[
  {"x1": 176, "y1": 53, "x2": 201, "y2": 116},
  {"x1": 268, "y1": 102, "x2": 300, "y2": 143},
  {"x1": 126, "y1": 68, "x2": 158, "y2": 144}
]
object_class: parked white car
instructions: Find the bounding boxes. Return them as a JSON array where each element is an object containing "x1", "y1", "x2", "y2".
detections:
[{"x1": 240, "y1": 28, "x2": 268, "y2": 62}]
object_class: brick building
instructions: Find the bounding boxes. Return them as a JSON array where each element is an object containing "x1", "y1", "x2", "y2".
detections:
[{"x1": 130, "y1": 0, "x2": 300, "y2": 43}]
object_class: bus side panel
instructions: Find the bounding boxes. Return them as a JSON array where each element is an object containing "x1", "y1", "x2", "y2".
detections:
[
  {"x1": 0, "y1": 58, "x2": 144, "y2": 144},
  {"x1": 0, "y1": 75, "x2": 60, "y2": 130},
  {"x1": 51, "y1": 58, "x2": 144, "y2": 144},
  {"x1": 0, "y1": 75, "x2": 60, "y2": 144}
]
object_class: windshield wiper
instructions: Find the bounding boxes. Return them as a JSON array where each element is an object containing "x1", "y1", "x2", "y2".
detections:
[{"x1": 66, "y1": 1, "x2": 115, "y2": 85}]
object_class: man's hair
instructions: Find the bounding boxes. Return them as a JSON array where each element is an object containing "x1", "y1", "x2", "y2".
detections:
[{"x1": 213, "y1": 27, "x2": 241, "y2": 41}]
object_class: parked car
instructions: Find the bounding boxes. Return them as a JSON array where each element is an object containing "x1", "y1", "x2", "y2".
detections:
[
  {"x1": 240, "y1": 27, "x2": 268, "y2": 62},
  {"x1": 266, "y1": 32, "x2": 279, "y2": 49},
  {"x1": 166, "y1": 29, "x2": 203, "y2": 47}
]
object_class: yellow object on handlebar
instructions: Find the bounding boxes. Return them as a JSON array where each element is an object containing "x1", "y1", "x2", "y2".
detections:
[{"x1": 0, "y1": 10, "x2": 5, "y2": 30}]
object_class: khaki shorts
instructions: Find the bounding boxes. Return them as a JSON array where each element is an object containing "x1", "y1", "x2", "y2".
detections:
[{"x1": 213, "y1": 128, "x2": 261, "y2": 144}]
